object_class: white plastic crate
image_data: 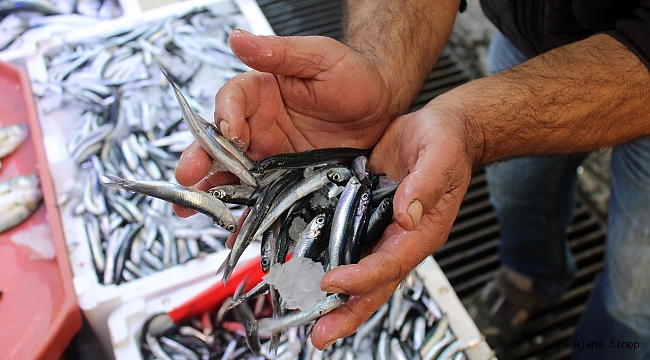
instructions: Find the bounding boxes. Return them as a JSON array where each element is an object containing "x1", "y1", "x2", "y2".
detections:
[
  {"x1": 20, "y1": 0, "x2": 274, "y2": 357},
  {"x1": 108, "y1": 256, "x2": 494, "y2": 360}
]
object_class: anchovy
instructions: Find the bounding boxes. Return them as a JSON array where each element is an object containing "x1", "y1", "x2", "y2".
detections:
[
  {"x1": 252, "y1": 148, "x2": 372, "y2": 175},
  {"x1": 197, "y1": 114, "x2": 254, "y2": 170},
  {"x1": 366, "y1": 197, "x2": 394, "y2": 244},
  {"x1": 229, "y1": 281, "x2": 270, "y2": 309},
  {"x1": 421, "y1": 329, "x2": 455, "y2": 360},
  {"x1": 253, "y1": 167, "x2": 353, "y2": 242},
  {"x1": 161, "y1": 69, "x2": 257, "y2": 187},
  {"x1": 352, "y1": 303, "x2": 389, "y2": 351},
  {"x1": 372, "y1": 182, "x2": 399, "y2": 206},
  {"x1": 293, "y1": 213, "x2": 328, "y2": 259},
  {"x1": 101, "y1": 174, "x2": 236, "y2": 232},
  {"x1": 220, "y1": 170, "x2": 302, "y2": 282},
  {"x1": 436, "y1": 336, "x2": 484, "y2": 360},
  {"x1": 343, "y1": 185, "x2": 371, "y2": 265},
  {"x1": 351, "y1": 155, "x2": 370, "y2": 186},
  {"x1": 0, "y1": 0, "x2": 62, "y2": 17},
  {"x1": 257, "y1": 293, "x2": 349, "y2": 334},
  {"x1": 207, "y1": 184, "x2": 257, "y2": 206},
  {"x1": 329, "y1": 176, "x2": 361, "y2": 270}
]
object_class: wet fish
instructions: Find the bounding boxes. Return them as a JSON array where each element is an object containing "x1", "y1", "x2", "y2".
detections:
[
  {"x1": 252, "y1": 147, "x2": 371, "y2": 175},
  {"x1": 0, "y1": 174, "x2": 42, "y2": 233},
  {"x1": 101, "y1": 174, "x2": 236, "y2": 232},
  {"x1": 0, "y1": 123, "x2": 29, "y2": 162}
]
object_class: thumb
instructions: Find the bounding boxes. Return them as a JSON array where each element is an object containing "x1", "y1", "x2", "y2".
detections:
[
  {"x1": 392, "y1": 145, "x2": 470, "y2": 232},
  {"x1": 229, "y1": 29, "x2": 345, "y2": 78}
]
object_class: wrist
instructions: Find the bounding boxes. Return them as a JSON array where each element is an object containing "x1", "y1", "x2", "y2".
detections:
[{"x1": 425, "y1": 91, "x2": 487, "y2": 170}]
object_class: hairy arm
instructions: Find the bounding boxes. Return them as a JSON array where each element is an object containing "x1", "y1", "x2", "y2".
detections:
[
  {"x1": 434, "y1": 34, "x2": 650, "y2": 165},
  {"x1": 313, "y1": 33, "x2": 650, "y2": 349},
  {"x1": 344, "y1": 0, "x2": 461, "y2": 118}
]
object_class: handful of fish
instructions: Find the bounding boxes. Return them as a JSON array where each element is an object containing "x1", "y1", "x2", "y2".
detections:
[
  {"x1": 30, "y1": 1, "x2": 254, "y2": 285},
  {"x1": 0, "y1": 174, "x2": 43, "y2": 233},
  {"x1": 139, "y1": 272, "x2": 485, "y2": 360},
  {"x1": 0, "y1": 123, "x2": 29, "y2": 171},
  {"x1": 93, "y1": 69, "x2": 404, "y2": 356}
]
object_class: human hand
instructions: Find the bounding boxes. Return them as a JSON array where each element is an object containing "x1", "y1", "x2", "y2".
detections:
[
  {"x1": 174, "y1": 30, "x2": 393, "y2": 218},
  {"x1": 310, "y1": 101, "x2": 477, "y2": 349}
]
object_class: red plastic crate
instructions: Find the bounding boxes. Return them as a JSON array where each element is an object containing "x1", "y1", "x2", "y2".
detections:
[{"x1": 0, "y1": 61, "x2": 81, "y2": 359}]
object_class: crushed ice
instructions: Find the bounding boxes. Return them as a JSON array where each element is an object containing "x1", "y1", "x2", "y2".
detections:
[{"x1": 263, "y1": 257, "x2": 326, "y2": 311}]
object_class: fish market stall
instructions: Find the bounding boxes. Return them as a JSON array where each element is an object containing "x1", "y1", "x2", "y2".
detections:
[
  {"x1": 22, "y1": 0, "x2": 273, "y2": 355},
  {"x1": 3, "y1": 0, "x2": 495, "y2": 358}
]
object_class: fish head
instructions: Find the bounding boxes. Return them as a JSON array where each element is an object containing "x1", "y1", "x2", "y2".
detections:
[{"x1": 326, "y1": 168, "x2": 352, "y2": 185}]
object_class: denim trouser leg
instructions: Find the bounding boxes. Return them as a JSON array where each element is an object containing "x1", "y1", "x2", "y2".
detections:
[
  {"x1": 485, "y1": 31, "x2": 581, "y2": 300},
  {"x1": 570, "y1": 138, "x2": 650, "y2": 359},
  {"x1": 486, "y1": 30, "x2": 650, "y2": 358}
]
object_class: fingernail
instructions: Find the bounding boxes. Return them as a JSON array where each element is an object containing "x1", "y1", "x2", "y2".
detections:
[
  {"x1": 219, "y1": 120, "x2": 230, "y2": 140},
  {"x1": 322, "y1": 285, "x2": 347, "y2": 294},
  {"x1": 323, "y1": 340, "x2": 335, "y2": 350},
  {"x1": 235, "y1": 28, "x2": 253, "y2": 36},
  {"x1": 408, "y1": 200, "x2": 423, "y2": 230}
]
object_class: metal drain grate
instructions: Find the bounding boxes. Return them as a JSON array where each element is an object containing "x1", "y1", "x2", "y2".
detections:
[
  {"x1": 256, "y1": 2, "x2": 607, "y2": 359},
  {"x1": 436, "y1": 172, "x2": 607, "y2": 360}
]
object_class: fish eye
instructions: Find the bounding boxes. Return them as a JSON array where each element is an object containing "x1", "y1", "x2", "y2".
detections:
[
  {"x1": 362, "y1": 193, "x2": 369, "y2": 201},
  {"x1": 225, "y1": 224, "x2": 237, "y2": 232},
  {"x1": 328, "y1": 170, "x2": 344, "y2": 183},
  {"x1": 261, "y1": 258, "x2": 270, "y2": 267},
  {"x1": 316, "y1": 216, "x2": 325, "y2": 224}
]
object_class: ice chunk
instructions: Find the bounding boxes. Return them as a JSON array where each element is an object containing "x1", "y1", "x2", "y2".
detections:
[
  {"x1": 10, "y1": 224, "x2": 56, "y2": 260},
  {"x1": 288, "y1": 216, "x2": 306, "y2": 243},
  {"x1": 263, "y1": 257, "x2": 326, "y2": 310}
]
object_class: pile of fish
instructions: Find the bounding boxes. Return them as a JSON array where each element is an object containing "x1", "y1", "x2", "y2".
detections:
[
  {"x1": 0, "y1": 174, "x2": 43, "y2": 234},
  {"x1": 103, "y1": 69, "x2": 400, "y2": 357},
  {"x1": 139, "y1": 272, "x2": 485, "y2": 360},
  {"x1": 31, "y1": 0, "x2": 252, "y2": 285},
  {"x1": 0, "y1": 0, "x2": 123, "y2": 53}
]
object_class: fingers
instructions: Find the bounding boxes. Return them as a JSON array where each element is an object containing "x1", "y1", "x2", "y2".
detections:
[
  {"x1": 175, "y1": 141, "x2": 213, "y2": 186},
  {"x1": 310, "y1": 278, "x2": 402, "y2": 349},
  {"x1": 173, "y1": 140, "x2": 242, "y2": 218},
  {"x1": 229, "y1": 29, "x2": 343, "y2": 78},
  {"x1": 171, "y1": 170, "x2": 239, "y2": 218},
  {"x1": 321, "y1": 221, "x2": 439, "y2": 297},
  {"x1": 392, "y1": 134, "x2": 472, "y2": 232}
]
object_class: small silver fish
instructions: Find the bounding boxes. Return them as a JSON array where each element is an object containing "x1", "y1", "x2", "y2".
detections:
[{"x1": 101, "y1": 174, "x2": 237, "y2": 232}]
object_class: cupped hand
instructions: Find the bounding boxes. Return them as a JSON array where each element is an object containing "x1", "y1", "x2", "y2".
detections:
[
  {"x1": 174, "y1": 30, "x2": 394, "y2": 218},
  {"x1": 310, "y1": 101, "x2": 477, "y2": 349}
]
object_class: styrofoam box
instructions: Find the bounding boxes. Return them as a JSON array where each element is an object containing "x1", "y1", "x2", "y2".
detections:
[
  {"x1": 21, "y1": 0, "x2": 274, "y2": 358},
  {"x1": 108, "y1": 256, "x2": 494, "y2": 360}
]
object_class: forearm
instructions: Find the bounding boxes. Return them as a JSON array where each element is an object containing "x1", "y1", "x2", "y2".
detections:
[
  {"x1": 344, "y1": 0, "x2": 460, "y2": 118},
  {"x1": 433, "y1": 34, "x2": 650, "y2": 166}
]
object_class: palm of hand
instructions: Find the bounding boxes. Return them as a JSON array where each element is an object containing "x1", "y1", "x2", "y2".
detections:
[
  {"x1": 311, "y1": 108, "x2": 474, "y2": 349},
  {"x1": 174, "y1": 32, "x2": 391, "y2": 215}
]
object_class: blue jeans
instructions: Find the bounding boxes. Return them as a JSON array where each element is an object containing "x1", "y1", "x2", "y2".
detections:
[{"x1": 486, "y1": 31, "x2": 650, "y2": 359}]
